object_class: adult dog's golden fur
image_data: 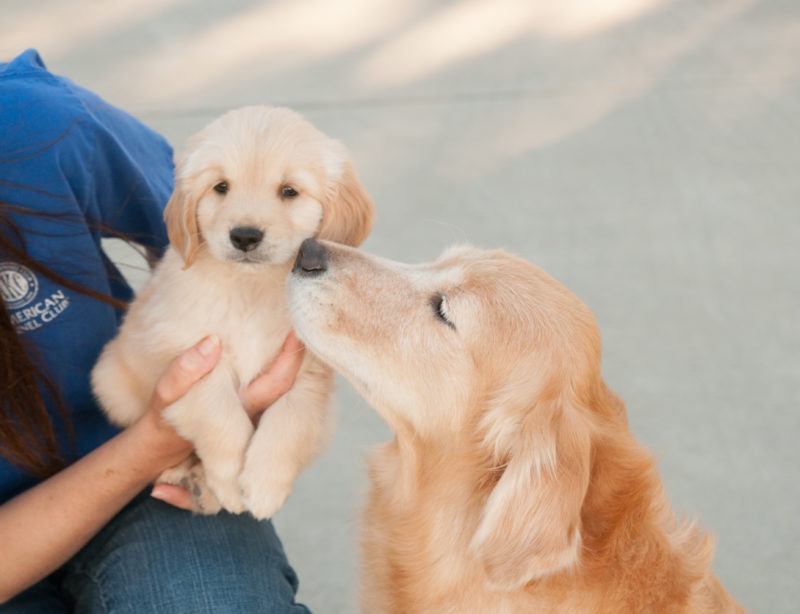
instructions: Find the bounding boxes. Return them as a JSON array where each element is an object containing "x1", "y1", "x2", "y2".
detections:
[
  {"x1": 288, "y1": 240, "x2": 747, "y2": 613},
  {"x1": 92, "y1": 107, "x2": 374, "y2": 518}
]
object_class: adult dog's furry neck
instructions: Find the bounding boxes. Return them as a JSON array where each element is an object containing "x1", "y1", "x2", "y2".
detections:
[{"x1": 362, "y1": 389, "x2": 719, "y2": 612}]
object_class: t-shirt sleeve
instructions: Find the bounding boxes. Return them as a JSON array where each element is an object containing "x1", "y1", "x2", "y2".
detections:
[
  {"x1": 75, "y1": 86, "x2": 175, "y2": 255},
  {"x1": 1, "y1": 50, "x2": 174, "y2": 255}
]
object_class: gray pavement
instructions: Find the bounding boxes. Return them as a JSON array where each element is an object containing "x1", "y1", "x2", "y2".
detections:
[{"x1": 3, "y1": 1, "x2": 798, "y2": 612}]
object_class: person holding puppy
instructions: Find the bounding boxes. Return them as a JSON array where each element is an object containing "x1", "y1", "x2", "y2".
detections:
[{"x1": 0, "y1": 49, "x2": 311, "y2": 613}]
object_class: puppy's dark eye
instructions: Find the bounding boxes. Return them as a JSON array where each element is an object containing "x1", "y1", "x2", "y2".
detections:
[
  {"x1": 281, "y1": 185, "x2": 299, "y2": 199},
  {"x1": 213, "y1": 181, "x2": 229, "y2": 195},
  {"x1": 431, "y1": 294, "x2": 455, "y2": 330}
]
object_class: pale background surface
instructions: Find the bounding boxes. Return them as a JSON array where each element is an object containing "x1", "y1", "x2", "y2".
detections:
[{"x1": 3, "y1": 1, "x2": 798, "y2": 612}]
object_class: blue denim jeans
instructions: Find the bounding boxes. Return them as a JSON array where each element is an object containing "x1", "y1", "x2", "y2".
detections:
[{"x1": 2, "y1": 491, "x2": 311, "y2": 613}]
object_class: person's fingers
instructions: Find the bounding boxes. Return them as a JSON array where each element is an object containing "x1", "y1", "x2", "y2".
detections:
[
  {"x1": 150, "y1": 484, "x2": 195, "y2": 510},
  {"x1": 240, "y1": 331, "x2": 305, "y2": 416},
  {"x1": 150, "y1": 336, "x2": 222, "y2": 412}
]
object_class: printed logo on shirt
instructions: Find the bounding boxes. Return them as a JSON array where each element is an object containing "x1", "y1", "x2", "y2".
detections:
[
  {"x1": 0, "y1": 262, "x2": 38, "y2": 309},
  {"x1": 0, "y1": 262, "x2": 70, "y2": 333}
]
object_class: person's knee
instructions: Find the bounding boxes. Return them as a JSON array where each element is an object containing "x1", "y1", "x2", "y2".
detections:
[{"x1": 64, "y1": 497, "x2": 309, "y2": 613}]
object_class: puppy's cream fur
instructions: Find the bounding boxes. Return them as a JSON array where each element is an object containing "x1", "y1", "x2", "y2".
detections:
[
  {"x1": 288, "y1": 241, "x2": 747, "y2": 613},
  {"x1": 92, "y1": 107, "x2": 374, "y2": 518}
]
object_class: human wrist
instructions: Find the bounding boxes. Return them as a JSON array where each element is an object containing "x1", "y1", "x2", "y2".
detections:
[{"x1": 129, "y1": 411, "x2": 192, "y2": 474}]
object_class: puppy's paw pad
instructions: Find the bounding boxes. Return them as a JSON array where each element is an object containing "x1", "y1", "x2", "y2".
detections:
[{"x1": 186, "y1": 467, "x2": 222, "y2": 515}]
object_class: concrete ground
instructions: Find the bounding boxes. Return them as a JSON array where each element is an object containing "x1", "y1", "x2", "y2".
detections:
[{"x1": 3, "y1": 1, "x2": 798, "y2": 611}]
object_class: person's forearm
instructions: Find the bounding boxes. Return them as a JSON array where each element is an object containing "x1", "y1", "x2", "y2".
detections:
[
  {"x1": 0, "y1": 333, "x2": 292, "y2": 604},
  {"x1": 0, "y1": 417, "x2": 186, "y2": 603}
]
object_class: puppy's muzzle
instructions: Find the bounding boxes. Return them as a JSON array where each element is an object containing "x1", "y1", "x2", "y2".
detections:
[
  {"x1": 229, "y1": 226, "x2": 264, "y2": 252},
  {"x1": 293, "y1": 238, "x2": 327, "y2": 276}
]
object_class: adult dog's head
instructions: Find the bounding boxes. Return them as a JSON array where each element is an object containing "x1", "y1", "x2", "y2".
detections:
[
  {"x1": 288, "y1": 239, "x2": 621, "y2": 591},
  {"x1": 165, "y1": 106, "x2": 374, "y2": 268}
]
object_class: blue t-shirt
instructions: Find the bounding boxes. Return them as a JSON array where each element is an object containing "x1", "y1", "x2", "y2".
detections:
[{"x1": 0, "y1": 49, "x2": 174, "y2": 503}]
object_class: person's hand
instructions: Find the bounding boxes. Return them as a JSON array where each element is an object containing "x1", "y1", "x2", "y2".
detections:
[
  {"x1": 150, "y1": 332, "x2": 305, "y2": 510},
  {"x1": 137, "y1": 335, "x2": 221, "y2": 509}
]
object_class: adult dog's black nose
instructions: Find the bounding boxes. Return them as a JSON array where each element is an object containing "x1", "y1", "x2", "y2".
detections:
[
  {"x1": 229, "y1": 226, "x2": 264, "y2": 252},
  {"x1": 293, "y1": 238, "x2": 327, "y2": 275}
]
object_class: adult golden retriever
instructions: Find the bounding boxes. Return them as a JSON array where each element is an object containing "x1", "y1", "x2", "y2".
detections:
[
  {"x1": 288, "y1": 239, "x2": 747, "y2": 613},
  {"x1": 92, "y1": 107, "x2": 374, "y2": 519}
]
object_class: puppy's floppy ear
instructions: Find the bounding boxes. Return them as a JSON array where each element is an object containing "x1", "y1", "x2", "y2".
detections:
[
  {"x1": 163, "y1": 171, "x2": 201, "y2": 269},
  {"x1": 317, "y1": 144, "x2": 375, "y2": 247},
  {"x1": 471, "y1": 396, "x2": 591, "y2": 590}
]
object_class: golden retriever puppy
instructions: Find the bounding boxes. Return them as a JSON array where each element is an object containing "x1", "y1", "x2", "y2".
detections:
[
  {"x1": 287, "y1": 239, "x2": 748, "y2": 613},
  {"x1": 91, "y1": 107, "x2": 374, "y2": 519}
]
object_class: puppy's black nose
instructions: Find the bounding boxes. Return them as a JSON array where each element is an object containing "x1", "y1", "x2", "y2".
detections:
[
  {"x1": 230, "y1": 226, "x2": 264, "y2": 252},
  {"x1": 293, "y1": 238, "x2": 327, "y2": 275}
]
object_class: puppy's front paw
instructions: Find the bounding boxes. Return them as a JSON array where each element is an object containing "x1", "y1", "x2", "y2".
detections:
[
  {"x1": 205, "y1": 470, "x2": 247, "y2": 515},
  {"x1": 239, "y1": 468, "x2": 293, "y2": 520}
]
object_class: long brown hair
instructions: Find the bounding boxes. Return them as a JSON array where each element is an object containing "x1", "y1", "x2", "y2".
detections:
[{"x1": 0, "y1": 203, "x2": 128, "y2": 478}]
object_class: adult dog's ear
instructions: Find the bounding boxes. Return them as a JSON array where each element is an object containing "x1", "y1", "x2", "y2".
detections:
[
  {"x1": 318, "y1": 146, "x2": 375, "y2": 247},
  {"x1": 471, "y1": 396, "x2": 591, "y2": 590},
  {"x1": 163, "y1": 172, "x2": 201, "y2": 268}
]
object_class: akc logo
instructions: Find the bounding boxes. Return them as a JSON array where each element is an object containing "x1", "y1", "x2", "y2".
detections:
[{"x1": 0, "y1": 262, "x2": 39, "y2": 309}]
